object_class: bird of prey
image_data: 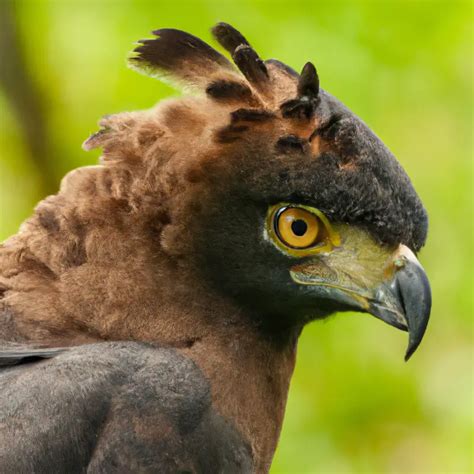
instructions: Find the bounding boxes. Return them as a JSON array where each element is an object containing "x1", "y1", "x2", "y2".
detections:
[{"x1": 0, "y1": 23, "x2": 431, "y2": 473}]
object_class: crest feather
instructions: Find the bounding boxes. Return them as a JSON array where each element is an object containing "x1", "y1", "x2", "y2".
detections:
[
  {"x1": 211, "y1": 22, "x2": 250, "y2": 54},
  {"x1": 212, "y1": 22, "x2": 270, "y2": 91},
  {"x1": 130, "y1": 28, "x2": 238, "y2": 90}
]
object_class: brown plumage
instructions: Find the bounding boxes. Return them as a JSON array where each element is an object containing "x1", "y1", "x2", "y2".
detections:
[{"x1": 0, "y1": 23, "x2": 431, "y2": 472}]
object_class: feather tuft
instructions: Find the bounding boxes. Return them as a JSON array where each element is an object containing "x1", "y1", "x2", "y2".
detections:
[
  {"x1": 297, "y1": 62, "x2": 319, "y2": 99},
  {"x1": 129, "y1": 28, "x2": 236, "y2": 90},
  {"x1": 211, "y1": 22, "x2": 250, "y2": 54},
  {"x1": 232, "y1": 45, "x2": 269, "y2": 87}
]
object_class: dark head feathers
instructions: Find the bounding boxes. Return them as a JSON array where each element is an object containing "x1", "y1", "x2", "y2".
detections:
[
  {"x1": 232, "y1": 44, "x2": 269, "y2": 88},
  {"x1": 211, "y1": 22, "x2": 250, "y2": 53},
  {"x1": 280, "y1": 62, "x2": 320, "y2": 119},
  {"x1": 298, "y1": 62, "x2": 319, "y2": 99},
  {"x1": 130, "y1": 28, "x2": 237, "y2": 89},
  {"x1": 211, "y1": 22, "x2": 270, "y2": 90},
  {"x1": 130, "y1": 23, "x2": 318, "y2": 111}
]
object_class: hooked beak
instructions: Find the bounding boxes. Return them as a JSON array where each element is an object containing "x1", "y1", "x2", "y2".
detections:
[{"x1": 291, "y1": 244, "x2": 432, "y2": 360}]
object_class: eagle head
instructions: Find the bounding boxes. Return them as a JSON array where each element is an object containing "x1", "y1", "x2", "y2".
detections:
[{"x1": 76, "y1": 24, "x2": 428, "y2": 358}]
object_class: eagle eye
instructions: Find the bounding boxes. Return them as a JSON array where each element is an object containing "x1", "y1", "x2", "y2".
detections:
[
  {"x1": 275, "y1": 207, "x2": 321, "y2": 248},
  {"x1": 266, "y1": 204, "x2": 340, "y2": 255}
]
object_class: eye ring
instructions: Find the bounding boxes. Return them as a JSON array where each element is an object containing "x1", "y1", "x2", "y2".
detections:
[{"x1": 266, "y1": 203, "x2": 340, "y2": 256}]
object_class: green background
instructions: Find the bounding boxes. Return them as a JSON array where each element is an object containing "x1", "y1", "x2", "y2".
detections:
[{"x1": 0, "y1": 1, "x2": 472, "y2": 472}]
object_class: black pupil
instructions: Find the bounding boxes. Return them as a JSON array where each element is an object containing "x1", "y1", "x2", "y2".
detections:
[{"x1": 291, "y1": 219, "x2": 308, "y2": 237}]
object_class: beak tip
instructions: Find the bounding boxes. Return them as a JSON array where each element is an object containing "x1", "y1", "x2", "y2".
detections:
[{"x1": 404, "y1": 344, "x2": 416, "y2": 362}]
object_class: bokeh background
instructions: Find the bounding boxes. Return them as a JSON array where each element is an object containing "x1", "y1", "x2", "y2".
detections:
[{"x1": 0, "y1": 1, "x2": 472, "y2": 472}]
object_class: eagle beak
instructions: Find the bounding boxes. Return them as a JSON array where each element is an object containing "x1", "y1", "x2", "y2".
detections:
[
  {"x1": 368, "y1": 246, "x2": 432, "y2": 360},
  {"x1": 291, "y1": 244, "x2": 431, "y2": 360}
]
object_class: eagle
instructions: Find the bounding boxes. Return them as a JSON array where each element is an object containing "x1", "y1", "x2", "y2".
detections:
[{"x1": 0, "y1": 23, "x2": 431, "y2": 473}]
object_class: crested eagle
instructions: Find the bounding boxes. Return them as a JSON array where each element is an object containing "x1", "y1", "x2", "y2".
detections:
[{"x1": 0, "y1": 23, "x2": 431, "y2": 473}]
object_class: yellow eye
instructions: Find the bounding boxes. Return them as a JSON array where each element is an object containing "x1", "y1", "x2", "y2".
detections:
[
  {"x1": 275, "y1": 207, "x2": 322, "y2": 249},
  {"x1": 267, "y1": 203, "x2": 340, "y2": 256}
]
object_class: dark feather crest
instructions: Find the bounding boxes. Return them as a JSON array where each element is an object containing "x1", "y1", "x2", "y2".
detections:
[
  {"x1": 232, "y1": 45, "x2": 269, "y2": 86},
  {"x1": 212, "y1": 22, "x2": 269, "y2": 90},
  {"x1": 298, "y1": 62, "x2": 319, "y2": 99},
  {"x1": 130, "y1": 28, "x2": 236, "y2": 89},
  {"x1": 129, "y1": 24, "x2": 322, "y2": 125},
  {"x1": 280, "y1": 62, "x2": 320, "y2": 119},
  {"x1": 211, "y1": 22, "x2": 250, "y2": 54}
]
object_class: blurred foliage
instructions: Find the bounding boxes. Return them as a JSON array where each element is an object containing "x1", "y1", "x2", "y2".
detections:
[{"x1": 0, "y1": 0, "x2": 472, "y2": 472}]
